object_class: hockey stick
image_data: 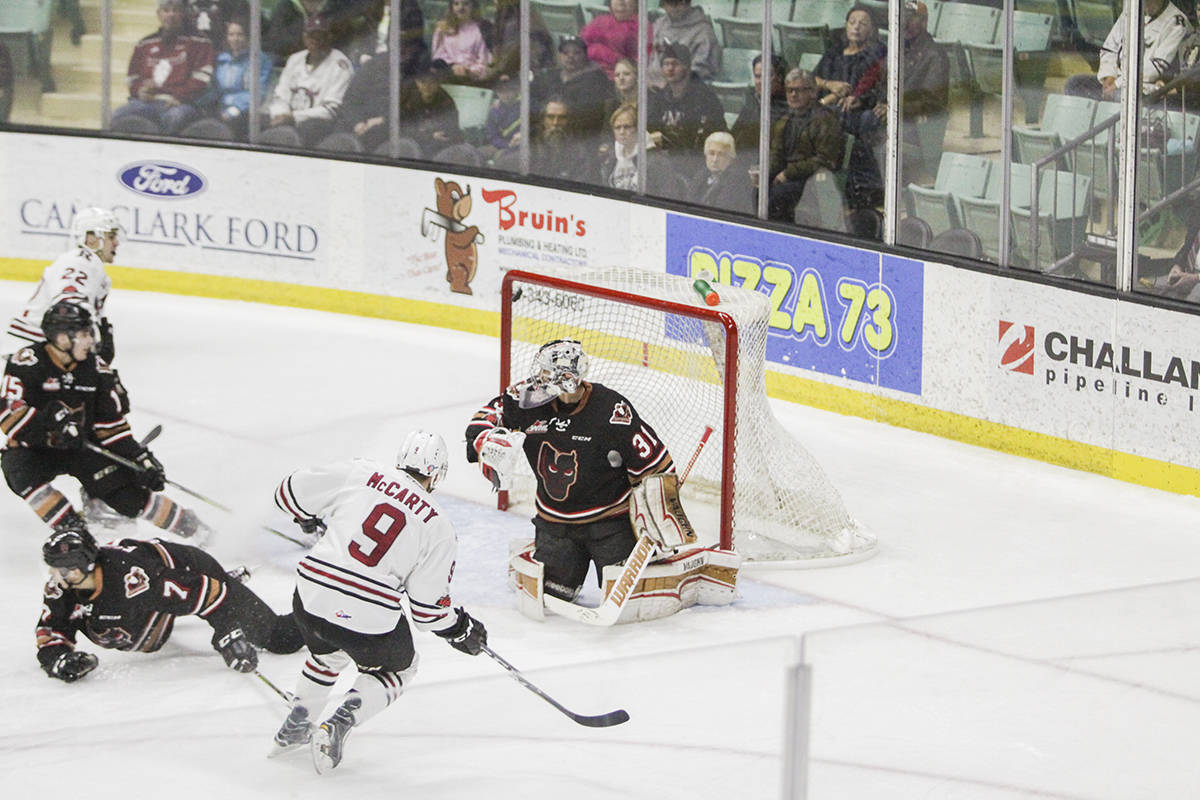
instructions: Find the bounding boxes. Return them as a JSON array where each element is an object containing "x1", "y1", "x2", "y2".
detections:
[
  {"x1": 140, "y1": 424, "x2": 162, "y2": 447},
  {"x1": 542, "y1": 425, "x2": 715, "y2": 627},
  {"x1": 481, "y1": 644, "x2": 629, "y2": 727},
  {"x1": 253, "y1": 668, "x2": 294, "y2": 704},
  {"x1": 81, "y1": 442, "x2": 309, "y2": 547}
]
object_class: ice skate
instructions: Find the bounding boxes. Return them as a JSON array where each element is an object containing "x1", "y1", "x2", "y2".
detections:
[
  {"x1": 174, "y1": 509, "x2": 214, "y2": 546},
  {"x1": 268, "y1": 704, "x2": 312, "y2": 758},
  {"x1": 311, "y1": 695, "x2": 360, "y2": 773}
]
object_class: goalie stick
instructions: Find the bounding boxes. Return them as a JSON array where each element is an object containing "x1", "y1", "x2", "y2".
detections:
[
  {"x1": 542, "y1": 425, "x2": 715, "y2": 626},
  {"x1": 481, "y1": 644, "x2": 629, "y2": 727},
  {"x1": 82, "y1": 440, "x2": 309, "y2": 547}
]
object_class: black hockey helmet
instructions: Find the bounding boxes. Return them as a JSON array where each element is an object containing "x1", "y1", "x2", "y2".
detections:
[
  {"x1": 41, "y1": 300, "x2": 93, "y2": 341},
  {"x1": 42, "y1": 526, "x2": 99, "y2": 572}
]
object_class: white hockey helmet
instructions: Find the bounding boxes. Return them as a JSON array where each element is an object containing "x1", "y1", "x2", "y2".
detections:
[
  {"x1": 70, "y1": 207, "x2": 123, "y2": 250},
  {"x1": 522, "y1": 339, "x2": 589, "y2": 408},
  {"x1": 397, "y1": 430, "x2": 449, "y2": 491}
]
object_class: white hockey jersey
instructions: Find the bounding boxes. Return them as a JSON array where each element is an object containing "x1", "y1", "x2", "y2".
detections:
[
  {"x1": 8, "y1": 246, "x2": 111, "y2": 344},
  {"x1": 1099, "y1": 2, "x2": 1191, "y2": 93},
  {"x1": 267, "y1": 48, "x2": 353, "y2": 123},
  {"x1": 276, "y1": 458, "x2": 458, "y2": 636}
]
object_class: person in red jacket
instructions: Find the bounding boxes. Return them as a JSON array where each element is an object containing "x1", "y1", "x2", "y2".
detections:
[
  {"x1": 111, "y1": 0, "x2": 215, "y2": 135},
  {"x1": 580, "y1": 0, "x2": 639, "y2": 79}
]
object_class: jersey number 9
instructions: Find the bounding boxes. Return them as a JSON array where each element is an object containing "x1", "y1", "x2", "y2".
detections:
[{"x1": 349, "y1": 503, "x2": 408, "y2": 567}]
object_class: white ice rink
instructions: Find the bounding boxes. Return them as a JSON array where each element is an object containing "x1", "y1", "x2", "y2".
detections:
[{"x1": 2, "y1": 281, "x2": 1198, "y2": 799}]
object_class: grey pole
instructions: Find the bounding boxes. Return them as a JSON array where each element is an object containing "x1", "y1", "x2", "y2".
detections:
[
  {"x1": 637, "y1": 0, "x2": 648, "y2": 195},
  {"x1": 755, "y1": 0, "x2": 773, "y2": 219},
  {"x1": 248, "y1": 0, "x2": 262, "y2": 143},
  {"x1": 389, "y1": 0, "x2": 401, "y2": 158},
  {"x1": 1115, "y1": 0, "x2": 1145, "y2": 291},
  {"x1": 519, "y1": 0, "x2": 531, "y2": 175},
  {"x1": 101, "y1": 0, "x2": 112, "y2": 128}
]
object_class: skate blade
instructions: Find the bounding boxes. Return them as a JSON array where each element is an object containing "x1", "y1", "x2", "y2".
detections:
[
  {"x1": 267, "y1": 736, "x2": 311, "y2": 759},
  {"x1": 311, "y1": 727, "x2": 335, "y2": 774}
]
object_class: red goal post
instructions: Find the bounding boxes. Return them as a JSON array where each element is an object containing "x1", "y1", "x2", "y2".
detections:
[{"x1": 497, "y1": 267, "x2": 876, "y2": 567}]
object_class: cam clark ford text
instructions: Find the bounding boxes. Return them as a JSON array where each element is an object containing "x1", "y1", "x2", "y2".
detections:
[{"x1": 20, "y1": 200, "x2": 319, "y2": 257}]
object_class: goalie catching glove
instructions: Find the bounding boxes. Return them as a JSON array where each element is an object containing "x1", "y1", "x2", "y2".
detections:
[
  {"x1": 435, "y1": 608, "x2": 487, "y2": 655},
  {"x1": 44, "y1": 650, "x2": 99, "y2": 683},
  {"x1": 629, "y1": 474, "x2": 697, "y2": 550},
  {"x1": 474, "y1": 428, "x2": 526, "y2": 491}
]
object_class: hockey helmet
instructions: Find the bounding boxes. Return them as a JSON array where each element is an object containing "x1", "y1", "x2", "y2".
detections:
[
  {"x1": 527, "y1": 339, "x2": 589, "y2": 400},
  {"x1": 70, "y1": 207, "x2": 123, "y2": 250},
  {"x1": 41, "y1": 299, "x2": 94, "y2": 341},
  {"x1": 43, "y1": 526, "x2": 99, "y2": 573},
  {"x1": 397, "y1": 430, "x2": 449, "y2": 491}
]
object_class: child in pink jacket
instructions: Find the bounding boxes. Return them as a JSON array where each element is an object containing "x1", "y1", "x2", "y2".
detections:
[
  {"x1": 433, "y1": 0, "x2": 492, "y2": 82},
  {"x1": 580, "y1": 0, "x2": 639, "y2": 79}
]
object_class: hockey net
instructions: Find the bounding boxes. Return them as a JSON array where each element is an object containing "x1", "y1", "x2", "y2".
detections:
[{"x1": 499, "y1": 267, "x2": 876, "y2": 566}]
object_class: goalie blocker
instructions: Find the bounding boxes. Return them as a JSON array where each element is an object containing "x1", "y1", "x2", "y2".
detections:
[{"x1": 510, "y1": 475, "x2": 739, "y2": 623}]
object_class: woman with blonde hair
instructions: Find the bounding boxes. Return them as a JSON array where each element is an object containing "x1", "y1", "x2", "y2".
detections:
[{"x1": 433, "y1": 0, "x2": 492, "y2": 82}]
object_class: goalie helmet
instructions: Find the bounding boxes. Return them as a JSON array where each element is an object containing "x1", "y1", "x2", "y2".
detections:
[
  {"x1": 43, "y1": 526, "x2": 99, "y2": 573},
  {"x1": 521, "y1": 339, "x2": 590, "y2": 408},
  {"x1": 397, "y1": 430, "x2": 449, "y2": 491},
  {"x1": 41, "y1": 300, "x2": 93, "y2": 341},
  {"x1": 70, "y1": 207, "x2": 122, "y2": 250}
]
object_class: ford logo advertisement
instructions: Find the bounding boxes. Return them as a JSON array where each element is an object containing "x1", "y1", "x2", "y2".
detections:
[{"x1": 117, "y1": 161, "x2": 207, "y2": 199}]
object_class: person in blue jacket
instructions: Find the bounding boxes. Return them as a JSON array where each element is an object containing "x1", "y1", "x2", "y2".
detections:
[{"x1": 207, "y1": 17, "x2": 272, "y2": 139}]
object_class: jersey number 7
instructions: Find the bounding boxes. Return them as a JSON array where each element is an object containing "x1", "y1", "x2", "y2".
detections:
[{"x1": 349, "y1": 502, "x2": 408, "y2": 567}]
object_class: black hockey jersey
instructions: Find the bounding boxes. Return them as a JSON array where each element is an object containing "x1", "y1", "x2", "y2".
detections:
[
  {"x1": 0, "y1": 344, "x2": 135, "y2": 456},
  {"x1": 467, "y1": 381, "x2": 673, "y2": 524},
  {"x1": 36, "y1": 539, "x2": 239, "y2": 670}
]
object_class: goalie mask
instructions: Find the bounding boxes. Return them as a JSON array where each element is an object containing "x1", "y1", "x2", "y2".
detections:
[
  {"x1": 397, "y1": 430, "x2": 449, "y2": 491},
  {"x1": 520, "y1": 339, "x2": 590, "y2": 409}
]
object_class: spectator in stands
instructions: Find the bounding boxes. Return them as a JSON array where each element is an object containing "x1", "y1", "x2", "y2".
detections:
[
  {"x1": 765, "y1": 68, "x2": 843, "y2": 222},
  {"x1": 266, "y1": 15, "x2": 353, "y2": 146},
  {"x1": 336, "y1": 0, "x2": 389, "y2": 67},
  {"x1": 266, "y1": 0, "x2": 407, "y2": 67},
  {"x1": 487, "y1": 0, "x2": 556, "y2": 82},
  {"x1": 204, "y1": 17, "x2": 271, "y2": 140},
  {"x1": 433, "y1": 0, "x2": 493, "y2": 83},
  {"x1": 187, "y1": 1, "x2": 256, "y2": 45},
  {"x1": 532, "y1": 36, "x2": 613, "y2": 141},
  {"x1": 532, "y1": 98, "x2": 588, "y2": 181},
  {"x1": 731, "y1": 53, "x2": 789, "y2": 154},
  {"x1": 646, "y1": 41, "x2": 727, "y2": 173},
  {"x1": 398, "y1": 59, "x2": 463, "y2": 157},
  {"x1": 594, "y1": 102, "x2": 675, "y2": 194},
  {"x1": 1158, "y1": 202, "x2": 1200, "y2": 301},
  {"x1": 112, "y1": 0, "x2": 215, "y2": 135},
  {"x1": 1065, "y1": 0, "x2": 1191, "y2": 100},
  {"x1": 482, "y1": 73, "x2": 521, "y2": 158},
  {"x1": 264, "y1": 0, "x2": 325, "y2": 63},
  {"x1": 334, "y1": 19, "x2": 431, "y2": 146},
  {"x1": 648, "y1": 0, "x2": 721, "y2": 87},
  {"x1": 59, "y1": 0, "x2": 87, "y2": 46},
  {"x1": 814, "y1": 6, "x2": 886, "y2": 113},
  {"x1": 688, "y1": 131, "x2": 754, "y2": 214},
  {"x1": 607, "y1": 57, "x2": 639, "y2": 115},
  {"x1": 581, "y1": 0, "x2": 640, "y2": 79}
]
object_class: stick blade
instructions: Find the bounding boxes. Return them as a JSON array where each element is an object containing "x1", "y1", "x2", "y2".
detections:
[{"x1": 572, "y1": 708, "x2": 630, "y2": 728}]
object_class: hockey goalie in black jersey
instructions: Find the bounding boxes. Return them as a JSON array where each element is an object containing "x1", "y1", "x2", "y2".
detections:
[
  {"x1": 0, "y1": 300, "x2": 211, "y2": 541},
  {"x1": 36, "y1": 525, "x2": 304, "y2": 683}
]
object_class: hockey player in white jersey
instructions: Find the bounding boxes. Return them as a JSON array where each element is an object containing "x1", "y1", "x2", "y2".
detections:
[
  {"x1": 8, "y1": 207, "x2": 120, "y2": 361},
  {"x1": 269, "y1": 430, "x2": 488, "y2": 773}
]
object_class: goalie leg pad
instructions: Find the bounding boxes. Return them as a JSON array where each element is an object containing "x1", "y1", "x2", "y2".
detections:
[
  {"x1": 629, "y1": 474, "x2": 697, "y2": 550},
  {"x1": 600, "y1": 547, "x2": 741, "y2": 623},
  {"x1": 508, "y1": 540, "x2": 545, "y2": 621}
]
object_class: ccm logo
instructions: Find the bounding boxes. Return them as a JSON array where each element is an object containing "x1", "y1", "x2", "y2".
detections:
[
  {"x1": 998, "y1": 321, "x2": 1035, "y2": 375},
  {"x1": 118, "y1": 161, "x2": 207, "y2": 198}
]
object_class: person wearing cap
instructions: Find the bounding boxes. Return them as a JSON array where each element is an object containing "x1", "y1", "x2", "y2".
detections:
[
  {"x1": 483, "y1": 73, "x2": 522, "y2": 157},
  {"x1": 531, "y1": 35, "x2": 613, "y2": 141},
  {"x1": 398, "y1": 58, "x2": 465, "y2": 157},
  {"x1": 646, "y1": 39, "x2": 727, "y2": 173},
  {"x1": 266, "y1": 14, "x2": 354, "y2": 146},
  {"x1": 648, "y1": 0, "x2": 721, "y2": 87},
  {"x1": 111, "y1": 0, "x2": 215, "y2": 135},
  {"x1": 580, "y1": 0, "x2": 640, "y2": 79}
]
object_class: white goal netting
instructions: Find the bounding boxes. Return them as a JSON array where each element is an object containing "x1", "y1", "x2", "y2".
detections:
[{"x1": 502, "y1": 267, "x2": 877, "y2": 566}]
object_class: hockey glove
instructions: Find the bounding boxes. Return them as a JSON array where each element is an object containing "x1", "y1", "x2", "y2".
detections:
[
  {"x1": 435, "y1": 608, "x2": 487, "y2": 656},
  {"x1": 134, "y1": 449, "x2": 166, "y2": 492},
  {"x1": 215, "y1": 628, "x2": 258, "y2": 673},
  {"x1": 45, "y1": 650, "x2": 99, "y2": 683},
  {"x1": 294, "y1": 516, "x2": 327, "y2": 538},
  {"x1": 475, "y1": 428, "x2": 526, "y2": 491},
  {"x1": 44, "y1": 401, "x2": 83, "y2": 450},
  {"x1": 96, "y1": 317, "x2": 115, "y2": 364}
]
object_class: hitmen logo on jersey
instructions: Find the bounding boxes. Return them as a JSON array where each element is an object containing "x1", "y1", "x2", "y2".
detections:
[
  {"x1": 998, "y1": 321, "x2": 1035, "y2": 375},
  {"x1": 421, "y1": 178, "x2": 484, "y2": 295},
  {"x1": 537, "y1": 442, "x2": 578, "y2": 501},
  {"x1": 610, "y1": 401, "x2": 633, "y2": 425},
  {"x1": 118, "y1": 161, "x2": 207, "y2": 199},
  {"x1": 123, "y1": 566, "x2": 150, "y2": 598}
]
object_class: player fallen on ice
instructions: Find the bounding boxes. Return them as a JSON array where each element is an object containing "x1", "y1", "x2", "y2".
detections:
[
  {"x1": 0, "y1": 300, "x2": 214, "y2": 542},
  {"x1": 270, "y1": 430, "x2": 488, "y2": 772},
  {"x1": 465, "y1": 339, "x2": 739, "y2": 624},
  {"x1": 36, "y1": 525, "x2": 304, "y2": 683}
]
